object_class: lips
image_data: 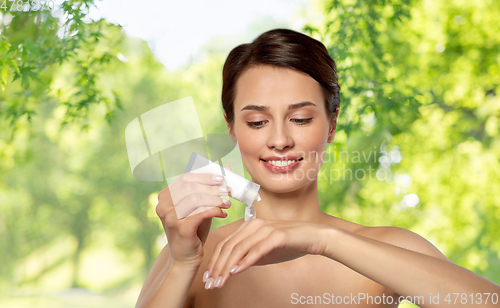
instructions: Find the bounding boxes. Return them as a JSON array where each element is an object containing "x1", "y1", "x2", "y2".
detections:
[{"x1": 260, "y1": 156, "x2": 303, "y2": 173}]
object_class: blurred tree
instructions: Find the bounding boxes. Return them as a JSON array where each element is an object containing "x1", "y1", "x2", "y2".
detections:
[
  {"x1": 1, "y1": 0, "x2": 499, "y2": 303},
  {"x1": 0, "y1": 8, "x2": 158, "y2": 292},
  {"x1": 304, "y1": 0, "x2": 500, "y2": 286},
  {"x1": 0, "y1": 21, "x2": 240, "y2": 292},
  {"x1": 0, "y1": 0, "x2": 122, "y2": 141}
]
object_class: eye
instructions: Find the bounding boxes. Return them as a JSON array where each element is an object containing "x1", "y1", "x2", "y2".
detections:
[
  {"x1": 246, "y1": 120, "x2": 268, "y2": 129},
  {"x1": 291, "y1": 118, "x2": 313, "y2": 125}
]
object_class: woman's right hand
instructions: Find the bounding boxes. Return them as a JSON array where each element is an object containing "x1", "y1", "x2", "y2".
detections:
[{"x1": 155, "y1": 169, "x2": 232, "y2": 269}]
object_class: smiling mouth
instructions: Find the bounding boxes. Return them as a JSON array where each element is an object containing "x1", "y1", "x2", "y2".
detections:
[{"x1": 260, "y1": 157, "x2": 304, "y2": 167}]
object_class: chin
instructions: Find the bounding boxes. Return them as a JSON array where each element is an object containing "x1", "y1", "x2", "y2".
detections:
[
  {"x1": 263, "y1": 179, "x2": 316, "y2": 195},
  {"x1": 253, "y1": 168, "x2": 318, "y2": 194}
]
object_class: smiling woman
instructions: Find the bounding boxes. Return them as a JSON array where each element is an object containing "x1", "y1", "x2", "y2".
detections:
[
  {"x1": 135, "y1": 29, "x2": 500, "y2": 308},
  {"x1": 226, "y1": 65, "x2": 336, "y2": 195}
]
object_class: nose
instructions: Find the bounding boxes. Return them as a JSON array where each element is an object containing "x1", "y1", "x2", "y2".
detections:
[{"x1": 267, "y1": 122, "x2": 294, "y2": 151}]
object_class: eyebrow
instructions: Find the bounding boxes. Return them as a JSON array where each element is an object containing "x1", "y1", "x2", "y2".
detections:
[
  {"x1": 240, "y1": 101, "x2": 317, "y2": 112},
  {"x1": 288, "y1": 101, "x2": 317, "y2": 110}
]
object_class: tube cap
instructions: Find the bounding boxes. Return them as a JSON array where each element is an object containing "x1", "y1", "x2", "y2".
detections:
[{"x1": 240, "y1": 181, "x2": 261, "y2": 206}]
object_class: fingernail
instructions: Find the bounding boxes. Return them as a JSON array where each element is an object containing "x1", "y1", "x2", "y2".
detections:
[
  {"x1": 212, "y1": 175, "x2": 224, "y2": 182},
  {"x1": 222, "y1": 199, "x2": 231, "y2": 206},
  {"x1": 203, "y1": 270, "x2": 210, "y2": 282},
  {"x1": 205, "y1": 277, "x2": 214, "y2": 289},
  {"x1": 229, "y1": 265, "x2": 239, "y2": 274},
  {"x1": 219, "y1": 186, "x2": 231, "y2": 193},
  {"x1": 214, "y1": 276, "x2": 223, "y2": 288}
]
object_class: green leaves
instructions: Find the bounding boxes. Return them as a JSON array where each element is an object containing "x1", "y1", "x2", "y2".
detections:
[
  {"x1": 307, "y1": 0, "x2": 500, "y2": 282},
  {"x1": 0, "y1": 0, "x2": 498, "y2": 297},
  {"x1": 0, "y1": 2, "x2": 123, "y2": 137},
  {"x1": 305, "y1": 0, "x2": 420, "y2": 137},
  {"x1": 0, "y1": 41, "x2": 18, "y2": 91}
]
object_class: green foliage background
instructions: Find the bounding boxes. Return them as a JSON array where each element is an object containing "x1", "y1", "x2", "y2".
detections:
[{"x1": 0, "y1": 0, "x2": 498, "y2": 306}]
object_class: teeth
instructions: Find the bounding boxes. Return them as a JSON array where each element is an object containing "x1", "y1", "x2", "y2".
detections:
[{"x1": 267, "y1": 160, "x2": 296, "y2": 166}]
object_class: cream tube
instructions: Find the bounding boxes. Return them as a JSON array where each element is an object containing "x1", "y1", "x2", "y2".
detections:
[{"x1": 185, "y1": 152, "x2": 261, "y2": 221}]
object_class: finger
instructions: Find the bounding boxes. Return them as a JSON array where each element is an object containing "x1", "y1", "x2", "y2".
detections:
[
  {"x1": 208, "y1": 225, "x2": 274, "y2": 289},
  {"x1": 205, "y1": 219, "x2": 257, "y2": 269},
  {"x1": 156, "y1": 188, "x2": 177, "y2": 223},
  {"x1": 228, "y1": 230, "x2": 286, "y2": 276},
  {"x1": 178, "y1": 172, "x2": 225, "y2": 186},
  {"x1": 202, "y1": 220, "x2": 249, "y2": 284},
  {"x1": 157, "y1": 172, "x2": 225, "y2": 222},
  {"x1": 173, "y1": 182, "x2": 232, "y2": 205},
  {"x1": 188, "y1": 206, "x2": 214, "y2": 217},
  {"x1": 181, "y1": 204, "x2": 229, "y2": 232},
  {"x1": 168, "y1": 205, "x2": 229, "y2": 245},
  {"x1": 166, "y1": 173, "x2": 228, "y2": 204},
  {"x1": 175, "y1": 194, "x2": 231, "y2": 219},
  {"x1": 186, "y1": 202, "x2": 231, "y2": 217},
  {"x1": 224, "y1": 165, "x2": 232, "y2": 172},
  {"x1": 160, "y1": 172, "x2": 225, "y2": 205}
]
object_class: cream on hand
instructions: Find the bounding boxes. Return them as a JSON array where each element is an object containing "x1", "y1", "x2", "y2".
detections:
[{"x1": 185, "y1": 152, "x2": 261, "y2": 221}]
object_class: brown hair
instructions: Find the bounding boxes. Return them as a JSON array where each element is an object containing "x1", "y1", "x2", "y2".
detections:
[{"x1": 222, "y1": 28, "x2": 341, "y2": 127}]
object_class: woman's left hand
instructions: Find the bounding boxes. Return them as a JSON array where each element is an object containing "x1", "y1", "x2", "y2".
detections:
[{"x1": 202, "y1": 218, "x2": 332, "y2": 289}]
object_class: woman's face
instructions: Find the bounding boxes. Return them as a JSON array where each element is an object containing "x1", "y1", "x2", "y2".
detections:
[{"x1": 227, "y1": 65, "x2": 337, "y2": 193}]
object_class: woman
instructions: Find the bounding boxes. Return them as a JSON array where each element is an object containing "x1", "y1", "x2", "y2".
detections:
[{"x1": 136, "y1": 29, "x2": 500, "y2": 307}]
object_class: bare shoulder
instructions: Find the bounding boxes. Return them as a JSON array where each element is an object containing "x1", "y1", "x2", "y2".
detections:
[{"x1": 356, "y1": 225, "x2": 450, "y2": 262}]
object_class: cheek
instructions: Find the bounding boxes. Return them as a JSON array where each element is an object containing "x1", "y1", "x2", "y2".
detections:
[
  {"x1": 233, "y1": 125, "x2": 263, "y2": 158},
  {"x1": 300, "y1": 125, "x2": 330, "y2": 163},
  {"x1": 301, "y1": 122, "x2": 329, "y2": 147},
  {"x1": 238, "y1": 141, "x2": 259, "y2": 158}
]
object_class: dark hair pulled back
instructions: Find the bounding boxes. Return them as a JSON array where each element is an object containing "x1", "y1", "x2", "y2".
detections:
[{"x1": 222, "y1": 28, "x2": 341, "y2": 126}]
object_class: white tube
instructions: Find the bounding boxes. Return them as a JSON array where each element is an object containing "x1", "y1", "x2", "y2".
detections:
[{"x1": 185, "y1": 152, "x2": 261, "y2": 221}]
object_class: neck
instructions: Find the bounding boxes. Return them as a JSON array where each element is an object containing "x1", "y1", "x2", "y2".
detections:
[{"x1": 251, "y1": 179, "x2": 329, "y2": 223}]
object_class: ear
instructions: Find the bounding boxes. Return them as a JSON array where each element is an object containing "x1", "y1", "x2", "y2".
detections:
[
  {"x1": 327, "y1": 108, "x2": 339, "y2": 143},
  {"x1": 224, "y1": 113, "x2": 238, "y2": 147}
]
